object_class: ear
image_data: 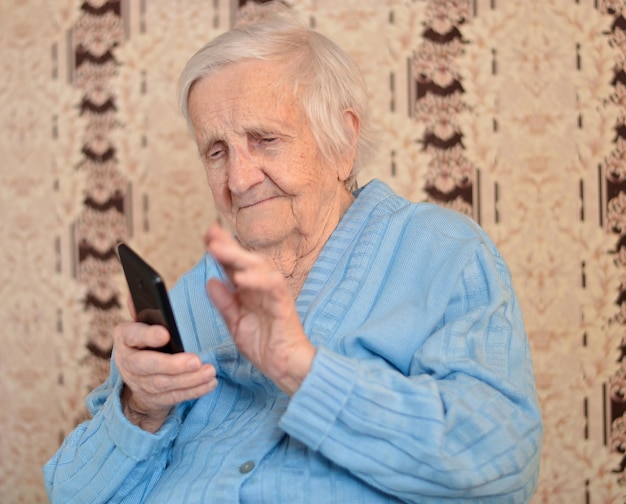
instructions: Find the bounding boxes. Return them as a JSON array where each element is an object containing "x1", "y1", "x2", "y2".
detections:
[{"x1": 337, "y1": 109, "x2": 361, "y2": 183}]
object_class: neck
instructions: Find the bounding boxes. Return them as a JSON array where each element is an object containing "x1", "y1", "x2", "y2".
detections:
[{"x1": 256, "y1": 189, "x2": 354, "y2": 298}]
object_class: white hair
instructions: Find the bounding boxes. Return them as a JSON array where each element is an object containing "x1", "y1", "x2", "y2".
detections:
[{"x1": 178, "y1": 6, "x2": 376, "y2": 190}]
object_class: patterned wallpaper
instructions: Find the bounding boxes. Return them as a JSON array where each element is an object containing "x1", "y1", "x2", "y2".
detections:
[{"x1": 3, "y1": 0, "x2": 626, "y2": 502}]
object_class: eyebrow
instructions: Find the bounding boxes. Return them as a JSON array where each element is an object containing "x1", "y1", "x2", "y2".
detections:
[{"x1": 198, "y1": 123, "x2": 297, "y2": 155}]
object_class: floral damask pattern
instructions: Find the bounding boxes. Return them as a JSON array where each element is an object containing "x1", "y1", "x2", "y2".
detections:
[
  {"x1": 414, "y1": 0, "x2": 475, "y2": 217},
  {"x1": 71, "y1": 1, "x2": 129, "y2": 389},
  {"x1": 601, "y1": 0, "x2": 626, "y2": 485},
  {"x1": 461, "y1": 1, "x2": 625, "y2": 501},
  {"x1": 4, "y1": 1, "x2": 626, "y2": 502}
]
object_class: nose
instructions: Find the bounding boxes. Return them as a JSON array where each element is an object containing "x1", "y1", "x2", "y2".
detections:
[{"x1": 227, "y1": 146, "x2": 265, "y2": 195}]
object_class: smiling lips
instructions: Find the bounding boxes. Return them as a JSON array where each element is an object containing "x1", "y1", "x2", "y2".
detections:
[{"x1": 236, "y1": 195, "x2": 280, "y2": 210}]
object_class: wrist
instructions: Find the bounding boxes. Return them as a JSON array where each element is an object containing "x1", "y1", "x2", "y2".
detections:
[
  {"x1": 280, "y1": 344, "x2": 316, "y2": 397},
  {"x1": 121, "y1": 385, "x2": 170, "y2": 433}
]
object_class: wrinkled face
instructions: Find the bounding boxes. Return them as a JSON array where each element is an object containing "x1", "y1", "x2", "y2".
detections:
[{"x1": 187, "y1": 59, "x2": 353, "y2": 253}]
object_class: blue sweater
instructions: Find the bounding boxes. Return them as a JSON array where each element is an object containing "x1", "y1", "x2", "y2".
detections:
[{"x1": 44, "y1": 179, "x2": 542, "y2": 503}]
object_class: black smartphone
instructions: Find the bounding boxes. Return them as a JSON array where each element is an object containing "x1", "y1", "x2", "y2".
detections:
[{"x1": 117, "y1": 242, "x2": 185, "y2": 353}]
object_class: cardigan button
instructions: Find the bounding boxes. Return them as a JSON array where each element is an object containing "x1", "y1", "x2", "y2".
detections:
[{"x1": 239, "y1": 460, "x2": 255, "y2": 474}]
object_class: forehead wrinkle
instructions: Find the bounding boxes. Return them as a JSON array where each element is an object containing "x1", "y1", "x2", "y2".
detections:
[
  {"x1": 202, "y1": 105, "x2": 300, "y2": 148},
  {"x1": 190, "y1": 62, "x2": 306, "y2": 155}
]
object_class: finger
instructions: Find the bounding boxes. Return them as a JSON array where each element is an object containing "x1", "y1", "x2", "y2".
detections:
[
  {"x1": 119, "y1": 358, "x2": 214, "y2": 415},
  {"x1": 146, "y1": 363, "x2": 217, "y2": 395},
  {"x1": 127, "y1": 365, "x2": 217, "y2": 414},
  {"x1": 129, "y1": 349, "x2": 203, "y2": 378},
  {"x1": 118, "y1": 322, "x2": 171, "y2": 351},
  {"x1": 206, "y1": 278, "x2": 240, "y2": 329},
  {"x1": 204, "y1": 221, "x2": 232, "y2": 247},
  {"x1": 205, "y1": 223, "x2": 262, "y2": 272},
  {"x1": 210, "y1": 242, "x2": 277, "y2": 294},
  {"x1": 232, "y1": 267, "x2": 286, "y2": 296},
  {"x1": 113, "y1": 323, "x2": 202, "y2": 374},
  {"x1": 157, "y1": 375, "x2": 219, "y2": 406}
]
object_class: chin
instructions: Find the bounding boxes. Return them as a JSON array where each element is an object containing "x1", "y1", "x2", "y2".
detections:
[{"x1": 237, "y1": 227, "x2": 287, "y2": 252}]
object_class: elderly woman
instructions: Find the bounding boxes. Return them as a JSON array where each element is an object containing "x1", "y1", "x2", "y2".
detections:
[{"x1": 44, "y1": 7, "x2": 542, "y2": 504}]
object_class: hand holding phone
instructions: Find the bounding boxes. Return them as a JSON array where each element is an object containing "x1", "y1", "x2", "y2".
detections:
[{"x1": 117, "y1": 243, "x2": 185, "y2": 353}]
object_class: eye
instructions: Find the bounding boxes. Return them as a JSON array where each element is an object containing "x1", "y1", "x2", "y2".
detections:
[
  {"x1": 251, "y1": 132, "x2": 279, "y2": 147},
  {"x1": 207, "y1": 142, "x2": 226, "y2": 161}
]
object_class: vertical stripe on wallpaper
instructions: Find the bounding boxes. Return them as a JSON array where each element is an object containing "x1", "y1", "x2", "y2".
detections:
[
  {"x1": 603, "y1": 0, "x2": 626, "y2": 485},
  {"x1": 70, "y1": 0, "x2": 129, "y2": 388},
  {"x1": 414, "y1": 0, "x2": 476, "y2": 219}
]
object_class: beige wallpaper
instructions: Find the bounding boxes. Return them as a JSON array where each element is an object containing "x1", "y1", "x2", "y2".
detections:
[{"x1": 3, "y1": 0, "x2": 626, "y2": 502}]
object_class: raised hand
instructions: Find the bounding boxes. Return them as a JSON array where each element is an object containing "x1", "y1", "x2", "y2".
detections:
[{"x1": 204, "y1": 223, "x2": 316, "y2": 396}]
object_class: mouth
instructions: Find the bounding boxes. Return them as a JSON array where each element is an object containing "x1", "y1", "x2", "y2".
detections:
[{"x1": 238, "y1": 196, "x2": 279, "y2": 210}]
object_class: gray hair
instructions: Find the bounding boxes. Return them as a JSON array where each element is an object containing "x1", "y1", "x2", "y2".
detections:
[{"x1": 178, "y1": 7, "x2": 376, "y2": 190}]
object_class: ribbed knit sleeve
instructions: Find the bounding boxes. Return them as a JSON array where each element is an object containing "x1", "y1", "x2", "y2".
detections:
[
  {"x1": 281, "y1": 341, "x2": 540, "y2": 503},
  {"x1": 43, "y1": 360, "x2": 183, "y2": 504}
]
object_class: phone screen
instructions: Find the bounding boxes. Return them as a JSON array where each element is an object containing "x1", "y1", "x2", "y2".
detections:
[{"x1": 117, "y1": 243, "x2": 185, "y2": 353}]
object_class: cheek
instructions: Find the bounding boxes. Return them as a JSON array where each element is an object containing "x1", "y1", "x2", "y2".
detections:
[{"x1": 206, "y1": 176, "x2": 232, "y2": 212}]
